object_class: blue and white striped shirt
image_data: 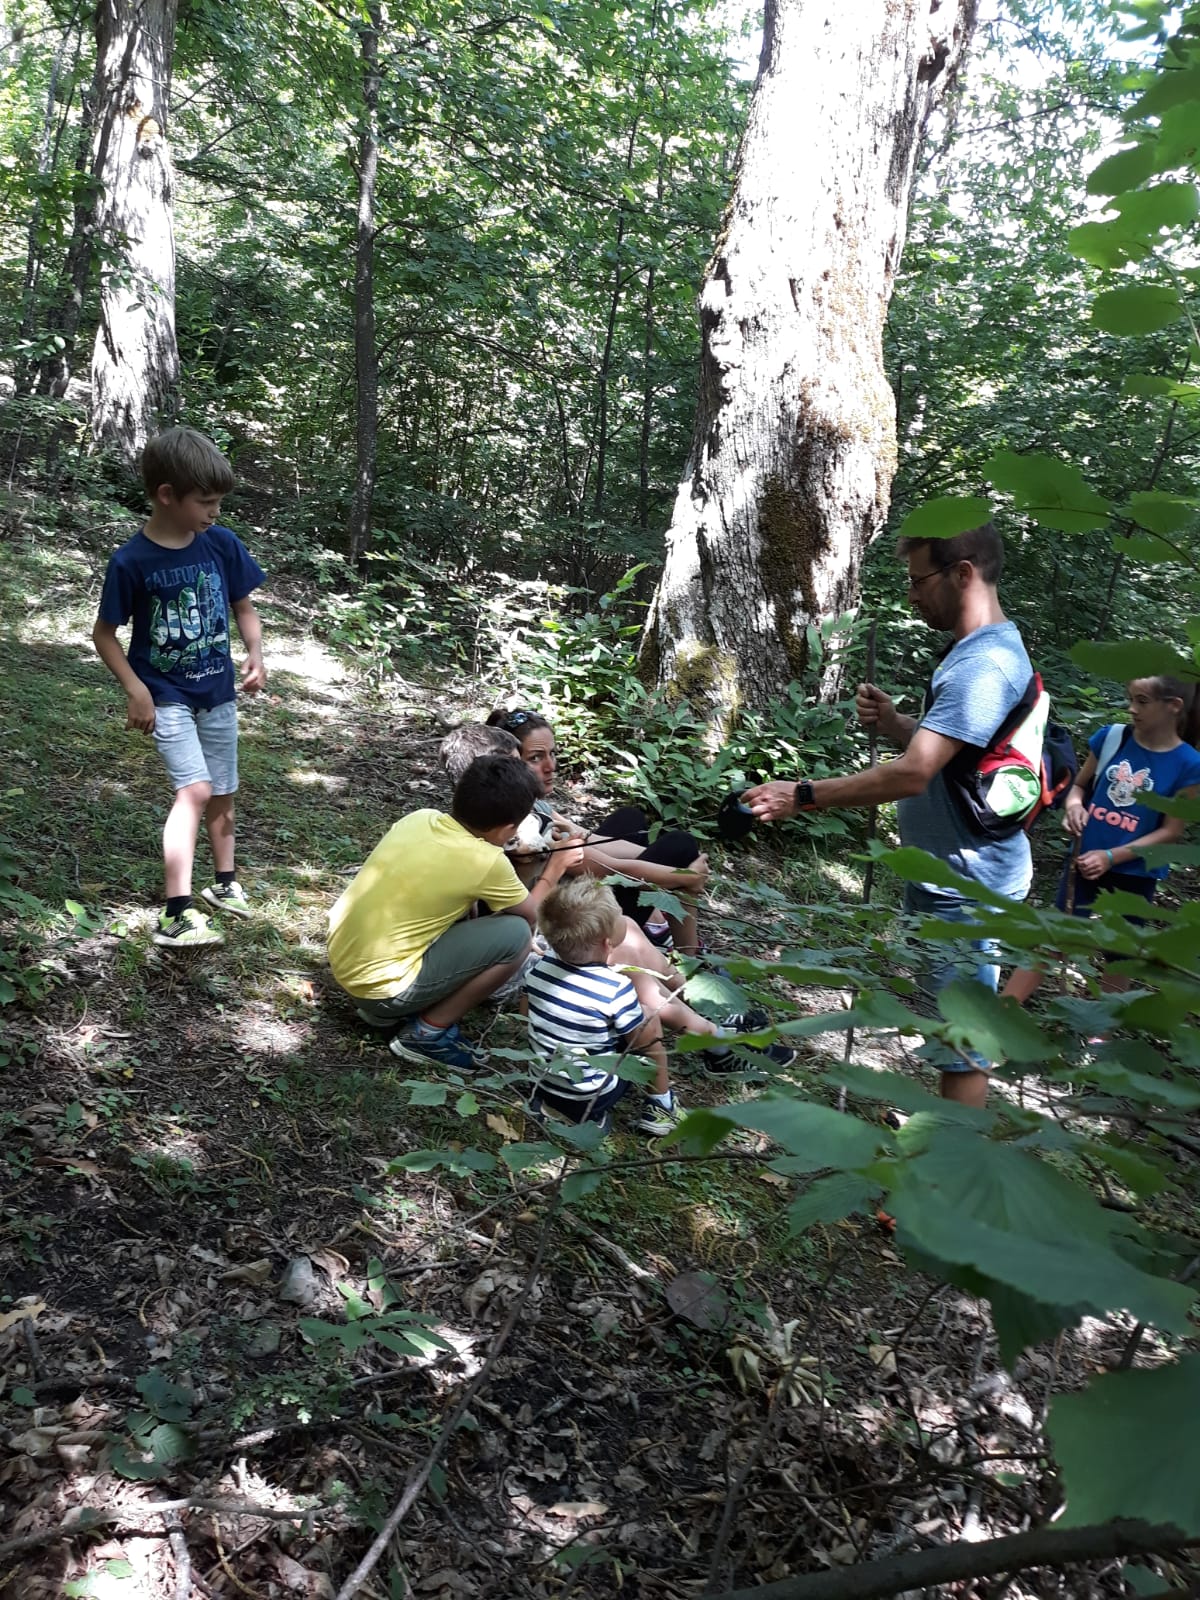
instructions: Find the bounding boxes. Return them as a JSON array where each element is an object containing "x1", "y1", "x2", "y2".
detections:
[{"x1": 525, "y1": 955, "x2": 643, "y2": 1100}]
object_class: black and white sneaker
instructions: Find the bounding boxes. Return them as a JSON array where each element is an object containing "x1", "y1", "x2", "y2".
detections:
[{"x1": 701, "y1": 1009, "x2": 797, "y2": 1073}]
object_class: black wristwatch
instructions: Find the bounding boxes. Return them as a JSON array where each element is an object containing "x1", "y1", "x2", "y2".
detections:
[{"x1": 794, "y1": 780, "x2": 816, "y2": 812}]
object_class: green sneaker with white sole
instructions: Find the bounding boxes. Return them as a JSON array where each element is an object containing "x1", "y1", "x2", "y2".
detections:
[{"x1": 201, "y1": 881, "x2": 252, "y2": 918}]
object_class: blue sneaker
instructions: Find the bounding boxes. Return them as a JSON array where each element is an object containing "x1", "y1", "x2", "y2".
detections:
[{"x1": 389, "y1": 1021, "x2": 488, "y2": 1071}]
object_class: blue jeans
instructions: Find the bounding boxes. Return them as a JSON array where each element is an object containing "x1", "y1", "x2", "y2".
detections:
[{"x1": 903, "y1": 883, "x2": 999, "y2": 1075}]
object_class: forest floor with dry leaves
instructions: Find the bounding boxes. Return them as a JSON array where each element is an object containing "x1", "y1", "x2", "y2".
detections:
[{"x1": 0, "y1": 536, "x2": 1163, "y2": 1600}]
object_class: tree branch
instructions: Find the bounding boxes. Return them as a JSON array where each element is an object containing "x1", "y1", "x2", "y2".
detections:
[{"x1": 709, "y1": 1520, "x2": 1200, "y2": 1600}]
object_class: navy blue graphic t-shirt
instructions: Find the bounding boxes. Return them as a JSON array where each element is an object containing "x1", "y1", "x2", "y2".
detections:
[
  {"x1": 98, "y1": 524, "x2": 265, "y2": 710},
  {"x1": 1081, "y1": 725, "x2": 1200, "y2": 879}
]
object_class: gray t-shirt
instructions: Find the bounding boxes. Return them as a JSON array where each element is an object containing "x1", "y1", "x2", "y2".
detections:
[{"x1": 896, "y1": 620, "x2": 1033, "y2": 900}]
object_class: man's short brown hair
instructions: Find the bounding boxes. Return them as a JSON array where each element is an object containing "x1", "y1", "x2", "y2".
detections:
[
  {"x1": 895, "y1": 520, "x2": 1004, "y2": 585},
  {"x1": 141, "y1": 427, "x2": 235, "y2": 499},
  {"x1": 537, "y1": 877, "x2": 624, "y2": 965}
]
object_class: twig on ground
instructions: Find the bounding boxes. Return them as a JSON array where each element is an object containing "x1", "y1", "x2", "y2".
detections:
[
  {"x1": 333, "y1": 1185, "x2": 565, "y2": 1600},
  {"x1": 560, "y1": 1210, "x2": 660, "y2": 1284},
  {"x1": 160, "y1": 1501, "x2": 191, "y2": 1600},
  {"x1": 20, "y1": 1317, "x2": 46, "y2": 1381},
  {"x1": 0, "y1": 1497, "x2": 329, "y2": 1562}
]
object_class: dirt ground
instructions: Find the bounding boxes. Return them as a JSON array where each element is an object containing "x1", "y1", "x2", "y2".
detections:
[{"x1": 0, "y1": 566, "x2": 1175, "y2": 1600}]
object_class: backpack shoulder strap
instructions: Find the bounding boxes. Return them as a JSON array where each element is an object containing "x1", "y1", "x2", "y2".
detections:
[
  {"x1": 1097, "y1": 723, "x2": 1129, "y2": 774},
  {"x1": 1100, "y1": 729, "x2": 1126, "y2": 771}
]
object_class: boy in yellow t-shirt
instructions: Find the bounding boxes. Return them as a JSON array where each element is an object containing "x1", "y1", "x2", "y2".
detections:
[{"x1": 328, "y1": 754, "x2": 583, "y2": 1070}]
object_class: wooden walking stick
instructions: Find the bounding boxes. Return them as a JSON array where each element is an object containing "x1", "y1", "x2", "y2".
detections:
[{"x1": 838, "y1": 620, "x2": 880, "y2": 1107}]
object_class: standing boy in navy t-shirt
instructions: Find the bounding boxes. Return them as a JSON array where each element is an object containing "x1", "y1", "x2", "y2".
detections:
[{"x1": 93, "y1": 428, "x2": 267, "y2": 948}]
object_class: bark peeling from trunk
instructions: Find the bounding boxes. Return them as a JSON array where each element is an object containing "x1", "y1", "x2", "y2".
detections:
[{"x1": 641, "y1": 0, "x2": 978, "y2": 718}]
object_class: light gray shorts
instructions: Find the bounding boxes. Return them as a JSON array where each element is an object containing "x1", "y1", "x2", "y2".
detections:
[{"x1": 153, "y1": 700, "x2": 239, "y2": 794}]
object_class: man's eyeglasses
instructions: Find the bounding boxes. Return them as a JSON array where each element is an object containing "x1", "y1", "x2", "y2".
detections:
[{"x1": 907, "y1": 564, "x2": 952, "y2": 591}]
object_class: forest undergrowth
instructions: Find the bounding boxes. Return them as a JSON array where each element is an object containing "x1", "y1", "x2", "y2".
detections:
[{"x1": 0, "y1": 532, "x2": 1177, "y2": 1600}]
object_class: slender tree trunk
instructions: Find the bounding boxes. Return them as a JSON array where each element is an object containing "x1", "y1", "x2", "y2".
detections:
[
  {"x1": 640, "y1": 0, "x2": 977, "y2": 716},
  {"x1": 15, "y1": 27, "x2": 70, "y2": 391},
  {"x1": 637, "y1": 131, "x2": 669, "y2": 533},
  {"x1": 90, "y1": 0, "x2": 180, "y2": 467},
  {"x1": 347, "y1": 5, "x2": 381, "y2": 567},
  {"x1": 34, "y1": 47, "x2": 106, "y2": 403}
]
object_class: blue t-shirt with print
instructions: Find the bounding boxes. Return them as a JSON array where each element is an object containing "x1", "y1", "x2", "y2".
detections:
[
  {"x1": 896, "y1": 620, "x2": 1033, "y2": 900},
  {"x1": 98, "y1": 524, "x2": 265, "y2": 711},
  {"x1": 1081, "y1": 725, "x2": 1200, "y2": 880}
]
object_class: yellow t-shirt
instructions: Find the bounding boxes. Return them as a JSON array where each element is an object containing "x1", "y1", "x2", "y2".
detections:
[{"x1": 328, "y1": 809, "x2": 528, "y2": 999}]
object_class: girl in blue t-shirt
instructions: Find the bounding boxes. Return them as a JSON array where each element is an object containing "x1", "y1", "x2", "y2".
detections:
[{"x1": 1004, "y1": 675, "x2": 1200, "y2": 1005}]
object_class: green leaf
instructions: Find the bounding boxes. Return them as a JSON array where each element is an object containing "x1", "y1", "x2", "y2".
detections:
[
  {"x1": 408, "y1": 1082, "x2": 448, "y2": 1107},
  {"x1": 983, "y1": 451, "x2": 1111, "y2": 532},
  {"x1": 889, "y1": 1134, "x2": 1196, "y2": 1342},
  {"x1": 136, "y1": 1369, "x2": 192, "y2": 1423},
  {"x1": 1110, "y1": 181, "x2": 1200, "y2": 232},
  {"x1": 499, "y1": 1141, "x2": 562, "y2": 1171},
  {"x1": 829, "y1": 1064, "x2": 997, "y2": 1124},
  {"x1": 1124, "y1": 490, "x2": 1199, "y2": 534},
  {"x1": 11, "y1": 1386, "x2": 36, "y2": 1405},
  {"x1": 1069, "y1": 639, "x2": 1198, "y2": 683},
  {"x1": 878, "y1": 846, "x2": 1016, "y2": 911},
  {"x1": 713, "y1": 1095, "x2": 890, "y2": 1172},
  {"x1": 104, "y1": 1560, "x2": 135, "y2": 1578},
  {"x1": 1067, "y1": 219, "x2": 1150, "y2": 269},
  {"x1": 1121, "y1": 373, "x2": 1200, "y2": 401},
  {"x1": 562, "y1": 1168, "x2": 603, "y2": 1201},
  {"x1": 897, "y1": 496, "x2": 993, "y2": 541},
  {"x1": 786, "y1": 1171, "x2": 878, "y2": 1231},
  {"x1": 1155, "y1": 98, "x2": 1200, "y2": 165},
  {"x1": 1123, "y1": 1566, "x2": 1172, "y2": 1597},
  {"x1": 1092, "y1": 285, "x2": 1185, "y2": 336},
  {"x1": 1086, "y1": 143, "x2": 1162, "y2": 195},
  {"x1": 1049, "y1": 1357, "x2": 1200, "y2": 1531},
  {"x1": 387, "y1": 1148, "x2": 497, "y2": 1174},
  {"x1": 1111, "y1": 533, "x2": 1185, "y2": 564},
  {"x1": 937, "y1": 980, "x2": 1053, "y2": 1063},
  {"x1": 1131, "y1": 62, "x2": 1200, "y2": 117},
  {"x1": 110, "y1": 1441, "x2": 169, "y2": 1481},
  {"x1": 454, "y1": 1091, "x2": 479, "y2": 1117}
]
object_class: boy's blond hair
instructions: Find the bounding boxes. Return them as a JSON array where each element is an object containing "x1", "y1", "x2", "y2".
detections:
[
  {"x1": 538, "y1": 877, "x2": 624, "y2": 964},
  {"x1": 142, "y1": 427, "x2": 235, "y2": 499}
]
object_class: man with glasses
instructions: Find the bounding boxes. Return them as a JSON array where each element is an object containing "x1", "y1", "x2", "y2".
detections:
[{"x1": 743, "y1": 522, "x2": 1032, "y2": 1107}]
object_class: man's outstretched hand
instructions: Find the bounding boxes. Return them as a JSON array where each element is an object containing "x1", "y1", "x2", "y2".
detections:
[{"x1": 742, "y1": 780, "x2": 799, "y2": 822}]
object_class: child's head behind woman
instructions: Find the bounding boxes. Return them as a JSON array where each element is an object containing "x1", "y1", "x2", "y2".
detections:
[
  {"x1": 487, "y1": 708, "x2": 556, "y2": 794},
  {"x1": 538, "y1": 877, "x2": 623, "y2": 965}
]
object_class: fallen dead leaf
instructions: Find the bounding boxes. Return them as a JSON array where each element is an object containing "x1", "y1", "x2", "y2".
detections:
[
  {"x1": 546, "y1": 1501, "x2": 608, "y2": 1521},
  {"x1": 0, "y1": 1299, "x2": 46, "y2": 1333},
  {"x1": 868, "y1": 1342, "x2": 897, "y2": 1377},
  {"x1": 220, "y1": 1258, "x2": 275, "y2": 1286},
  {"x1": 486, "y1": 1112, "x2": 520, "y2": 1143},
  {"x1": 665, "y1": 1270, "x2": 730, "y2": 1330}
]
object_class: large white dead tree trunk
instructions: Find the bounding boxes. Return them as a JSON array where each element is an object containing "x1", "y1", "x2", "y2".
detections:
[
  {"x1": 640, "y1": 0, "x2": 977, "y2": 714},
  {"x1": 91, "y1": 0, "x2": 180, "y2": 467}
]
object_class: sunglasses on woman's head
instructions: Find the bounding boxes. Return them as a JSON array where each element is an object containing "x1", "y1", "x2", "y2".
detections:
[{"x1": 503, "y1": 709, "x2": 538, "y2": 731}]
